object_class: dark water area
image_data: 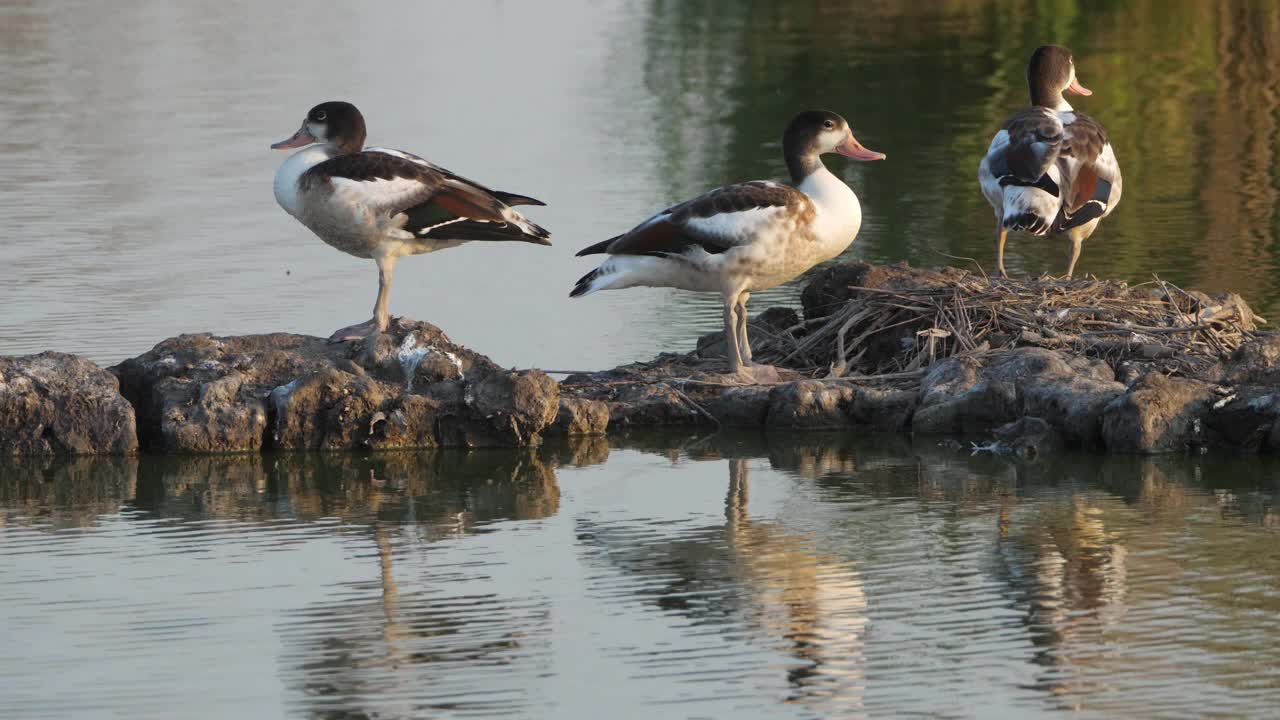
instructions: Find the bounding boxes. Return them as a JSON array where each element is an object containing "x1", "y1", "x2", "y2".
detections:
[
  {"x1": 2, "y1": 437, "x2": 1279, "y2": 717},
  {"x1": 4, "y1": 0, "x2": 1280, "y2": 716}
]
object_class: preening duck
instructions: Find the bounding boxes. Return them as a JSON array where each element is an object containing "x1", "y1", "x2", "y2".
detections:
[
  {"x1": 271, "y1": 101, "x2": 551, "y2": 342},
  {"x1": 570, "y1": 110, "x2": 885, "y2": 381},
  {"x1": 978, "y1": 45, "x2": 1122, "y2": 278}
]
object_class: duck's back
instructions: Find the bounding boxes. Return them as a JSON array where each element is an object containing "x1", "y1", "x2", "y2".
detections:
[{"x1": 979, "y1": 107, "x2": 1067, "y2": 235}]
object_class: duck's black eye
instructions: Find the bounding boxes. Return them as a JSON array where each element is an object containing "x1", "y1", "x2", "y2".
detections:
[
  {"x1": 314, "y1": 110, "x2": 327, "y2": 122},
  {"x1": 823, "y1": 119, "x2": 836, "y2": 130}
]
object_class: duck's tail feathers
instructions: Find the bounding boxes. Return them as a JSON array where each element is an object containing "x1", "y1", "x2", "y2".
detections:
[
  {"x1": 570, "y1": 268, "x2": 604, "y2": 298},
  {"x1": 570, "y1": 262, "x2": 634, "y2": 297},
  {"x1": 575, "y1": 235, "x2": 622, "y2": 257},
  {"x1": 492, "y1": 190, "x2": 546, "y2": 207},
  {"x1": 1003, "y1": 211, "x2": 1052, "y2": 236},
  {"x1": 421, "y1": 217, "x2": 551, "y2": 246}
]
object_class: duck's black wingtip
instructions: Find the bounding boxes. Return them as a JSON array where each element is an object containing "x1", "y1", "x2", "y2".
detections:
[
  {"x1": 493, "y1": 190, "x2": 547, "y2": 207},
  {"x1": 569, "y1": 269, "x2": 599, "y2": 298}
]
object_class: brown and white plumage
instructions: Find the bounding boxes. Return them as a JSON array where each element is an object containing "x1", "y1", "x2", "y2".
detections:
[
  {"x1": 571, "y1": 110, "x2": 885, "y2": 380},
  {"x1": 272, "y1": 101, "x2": 550, "y2": 341},
  {"x1": 978, "y1": 45, "x2": 1122, "y2": 278}
]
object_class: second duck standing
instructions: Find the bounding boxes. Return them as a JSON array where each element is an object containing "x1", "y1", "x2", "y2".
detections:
[
  {"x1": 571, "y1": 111, "x2": 884, "y2": 381},
  {"x1": 979, "y1": 45, "x2": 1122, "y2": 278}
]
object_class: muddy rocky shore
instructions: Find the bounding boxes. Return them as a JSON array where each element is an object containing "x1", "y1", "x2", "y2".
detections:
[{"x1": 2, "y1": 261, "x2": 1279, "y2": 456}]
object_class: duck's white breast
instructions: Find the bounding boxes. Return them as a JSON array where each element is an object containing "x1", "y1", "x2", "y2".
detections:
[
  {"x1": 799, "y1": 168, "x2": 862, "y2": 260},
  {"x1": 273, "y1": 145, "x2": 336, "y2": 218}
]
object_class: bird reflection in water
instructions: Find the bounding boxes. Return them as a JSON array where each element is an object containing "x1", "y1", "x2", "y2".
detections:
[
  {"x1": 577, "y1": 451, "x2": 868, "y2": 715},
  {"x1": 272, "y1": 449, "x2": 566, "y2": 718},
  {"x1": 994, "y1": 483, "x2": 1129, "y2": 705}
]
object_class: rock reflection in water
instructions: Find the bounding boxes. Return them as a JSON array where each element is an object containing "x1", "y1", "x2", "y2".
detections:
[
  {"x1": 0, "y1": 455, "x2": 139, "y2": 530},
  {"x1": 122, "y1": 449, "x2": 564, "y2": 533}
]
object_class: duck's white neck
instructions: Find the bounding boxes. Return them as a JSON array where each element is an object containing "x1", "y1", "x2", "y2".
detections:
[
  {"x1": 1053, "y1": 99, "x2": 1075, "y2": 112},
  {"x1": 798, "y1": 164, "x2": 862, "y2": 253},
  {"x1": 799, "y1": 165, "x2": 857, "y2": 210},
  {"x1": 273, "y1": 143, "x2": 340, "y2": 217}
]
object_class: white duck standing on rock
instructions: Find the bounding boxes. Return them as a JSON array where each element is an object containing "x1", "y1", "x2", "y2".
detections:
[
  {"x1": 272, "y1": 101, "x2": 551, "y2": 342},
  {"x1": 979, "y1": 45, "x2": 1122, "y2": 279},
  {"x1": 570, "y1": 110, "x2": 885, "y2": 382}
]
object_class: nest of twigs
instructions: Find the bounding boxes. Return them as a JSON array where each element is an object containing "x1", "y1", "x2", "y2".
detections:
[{"x1": 753, "y1": 270, "x2": 1263, "y2": 381}]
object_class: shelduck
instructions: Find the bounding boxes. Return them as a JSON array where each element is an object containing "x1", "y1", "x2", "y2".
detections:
[
  {"x1": 271, "y1": 101, "x2": 550, "y2": 341},
  {"x1": 570, "y1": 110, "x2": 884, "y2": 381},
  {"x1": 979, "y1": 45, "x2": 1122, "y2": 279}
]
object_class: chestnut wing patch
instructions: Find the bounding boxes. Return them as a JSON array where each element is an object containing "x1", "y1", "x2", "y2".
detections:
[{"x1": 1054, "y1": 113, "x2": 1116, "y2": 231}]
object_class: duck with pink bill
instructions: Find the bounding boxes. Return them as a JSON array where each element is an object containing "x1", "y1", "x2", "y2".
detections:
[
  {"x1": 570, "y1": 110, "x2": 884, "y2": 383},
  {"x1": 271, "y1": 101, "x2": 551, "y2": 342}
]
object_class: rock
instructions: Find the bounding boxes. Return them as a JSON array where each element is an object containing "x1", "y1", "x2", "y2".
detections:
[
  {"x1": 991, "y1": 417, "x2": 1063, "y2": 458},
  {"x1": 913, "y1": 348, "x2": 1124, "y2": 446},
  {"x1": 0, "y1": 352, "x2": 137, "y2": 455},
  {"x1": 1203, "y1": 386, "x2": 1280, "y2": 451},
  {"x1": 550, "y1": 397, "x2": 610, "y2": 435},
  {"x1": 112, "y1": 319, "x2": 558, "y2": 452},
  {"x1": 767, "y1": 381, "x2": 854, "y2": 429},
  {"x1": 1102, "y1": 373, "x2": 1216, "y2": 453},
  {"x1": 707, "y1": 386, "x2": 773, "y2": 427},
  {"x1": 600, "y1": 383, "x2": 714, "y2": 427},
  {"x1": 1223, "y1": 334, "x2": 1280, "y2": 386},
  {"x1": 762, "y1": 380, "x2": 916, "y2": 431},
  {"x1": 847, "y1": 386, "x2": 918, "y2": 431},
  {"x1": 457, "y1": 370, "x2": 561, "y2": 446}
]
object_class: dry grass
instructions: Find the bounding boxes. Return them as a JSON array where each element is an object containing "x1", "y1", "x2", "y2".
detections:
[{"x1": 756, "y1": 273, "x2": 1263, "y2": 379}]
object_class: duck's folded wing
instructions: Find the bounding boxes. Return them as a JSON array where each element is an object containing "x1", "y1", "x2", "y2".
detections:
[
  {"x1": 576, "y1": 181, "x2": 808, "y2": 257},
  {"x1": 311, "y1": 151, "x2": 550, "y2": 243},
  {"x1": 1056, "y1": 113, "x2": 1117, "y2": 230},
  {"x1": 365, "y1": 148, "x2": 545, "y2": 206},
  {"x1": 993, "y1": 107, "x2": 1066, "y2": 195}
]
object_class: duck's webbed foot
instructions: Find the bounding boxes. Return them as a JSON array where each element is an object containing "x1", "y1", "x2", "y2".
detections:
[{"x1": 327, "y1": 318, "x2": 381, "y2": 343}]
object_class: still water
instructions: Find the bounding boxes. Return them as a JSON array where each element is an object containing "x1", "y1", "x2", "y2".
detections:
[{"x1": 3, "y1": 435, "x2": 1279, "y2": 717}]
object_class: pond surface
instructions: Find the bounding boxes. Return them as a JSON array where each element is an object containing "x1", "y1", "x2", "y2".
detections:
[
  {"x1": 2, "y1": 436, "x2": 1279, "y2": 718},
  {"x1": 4, "y1": 1, "x2": 1280, "y2": 716}
]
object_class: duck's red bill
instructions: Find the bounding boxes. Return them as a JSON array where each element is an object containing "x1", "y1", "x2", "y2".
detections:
[
  {"x1": 837, "y1": 133, "x2": 886, "y2": 161},
  {"x1": 271, "y1": 125, "x2": 316, "y2": 150},
  {"x1": 1067, "y1": 78, "x2": 1093, "y2": 96}
]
